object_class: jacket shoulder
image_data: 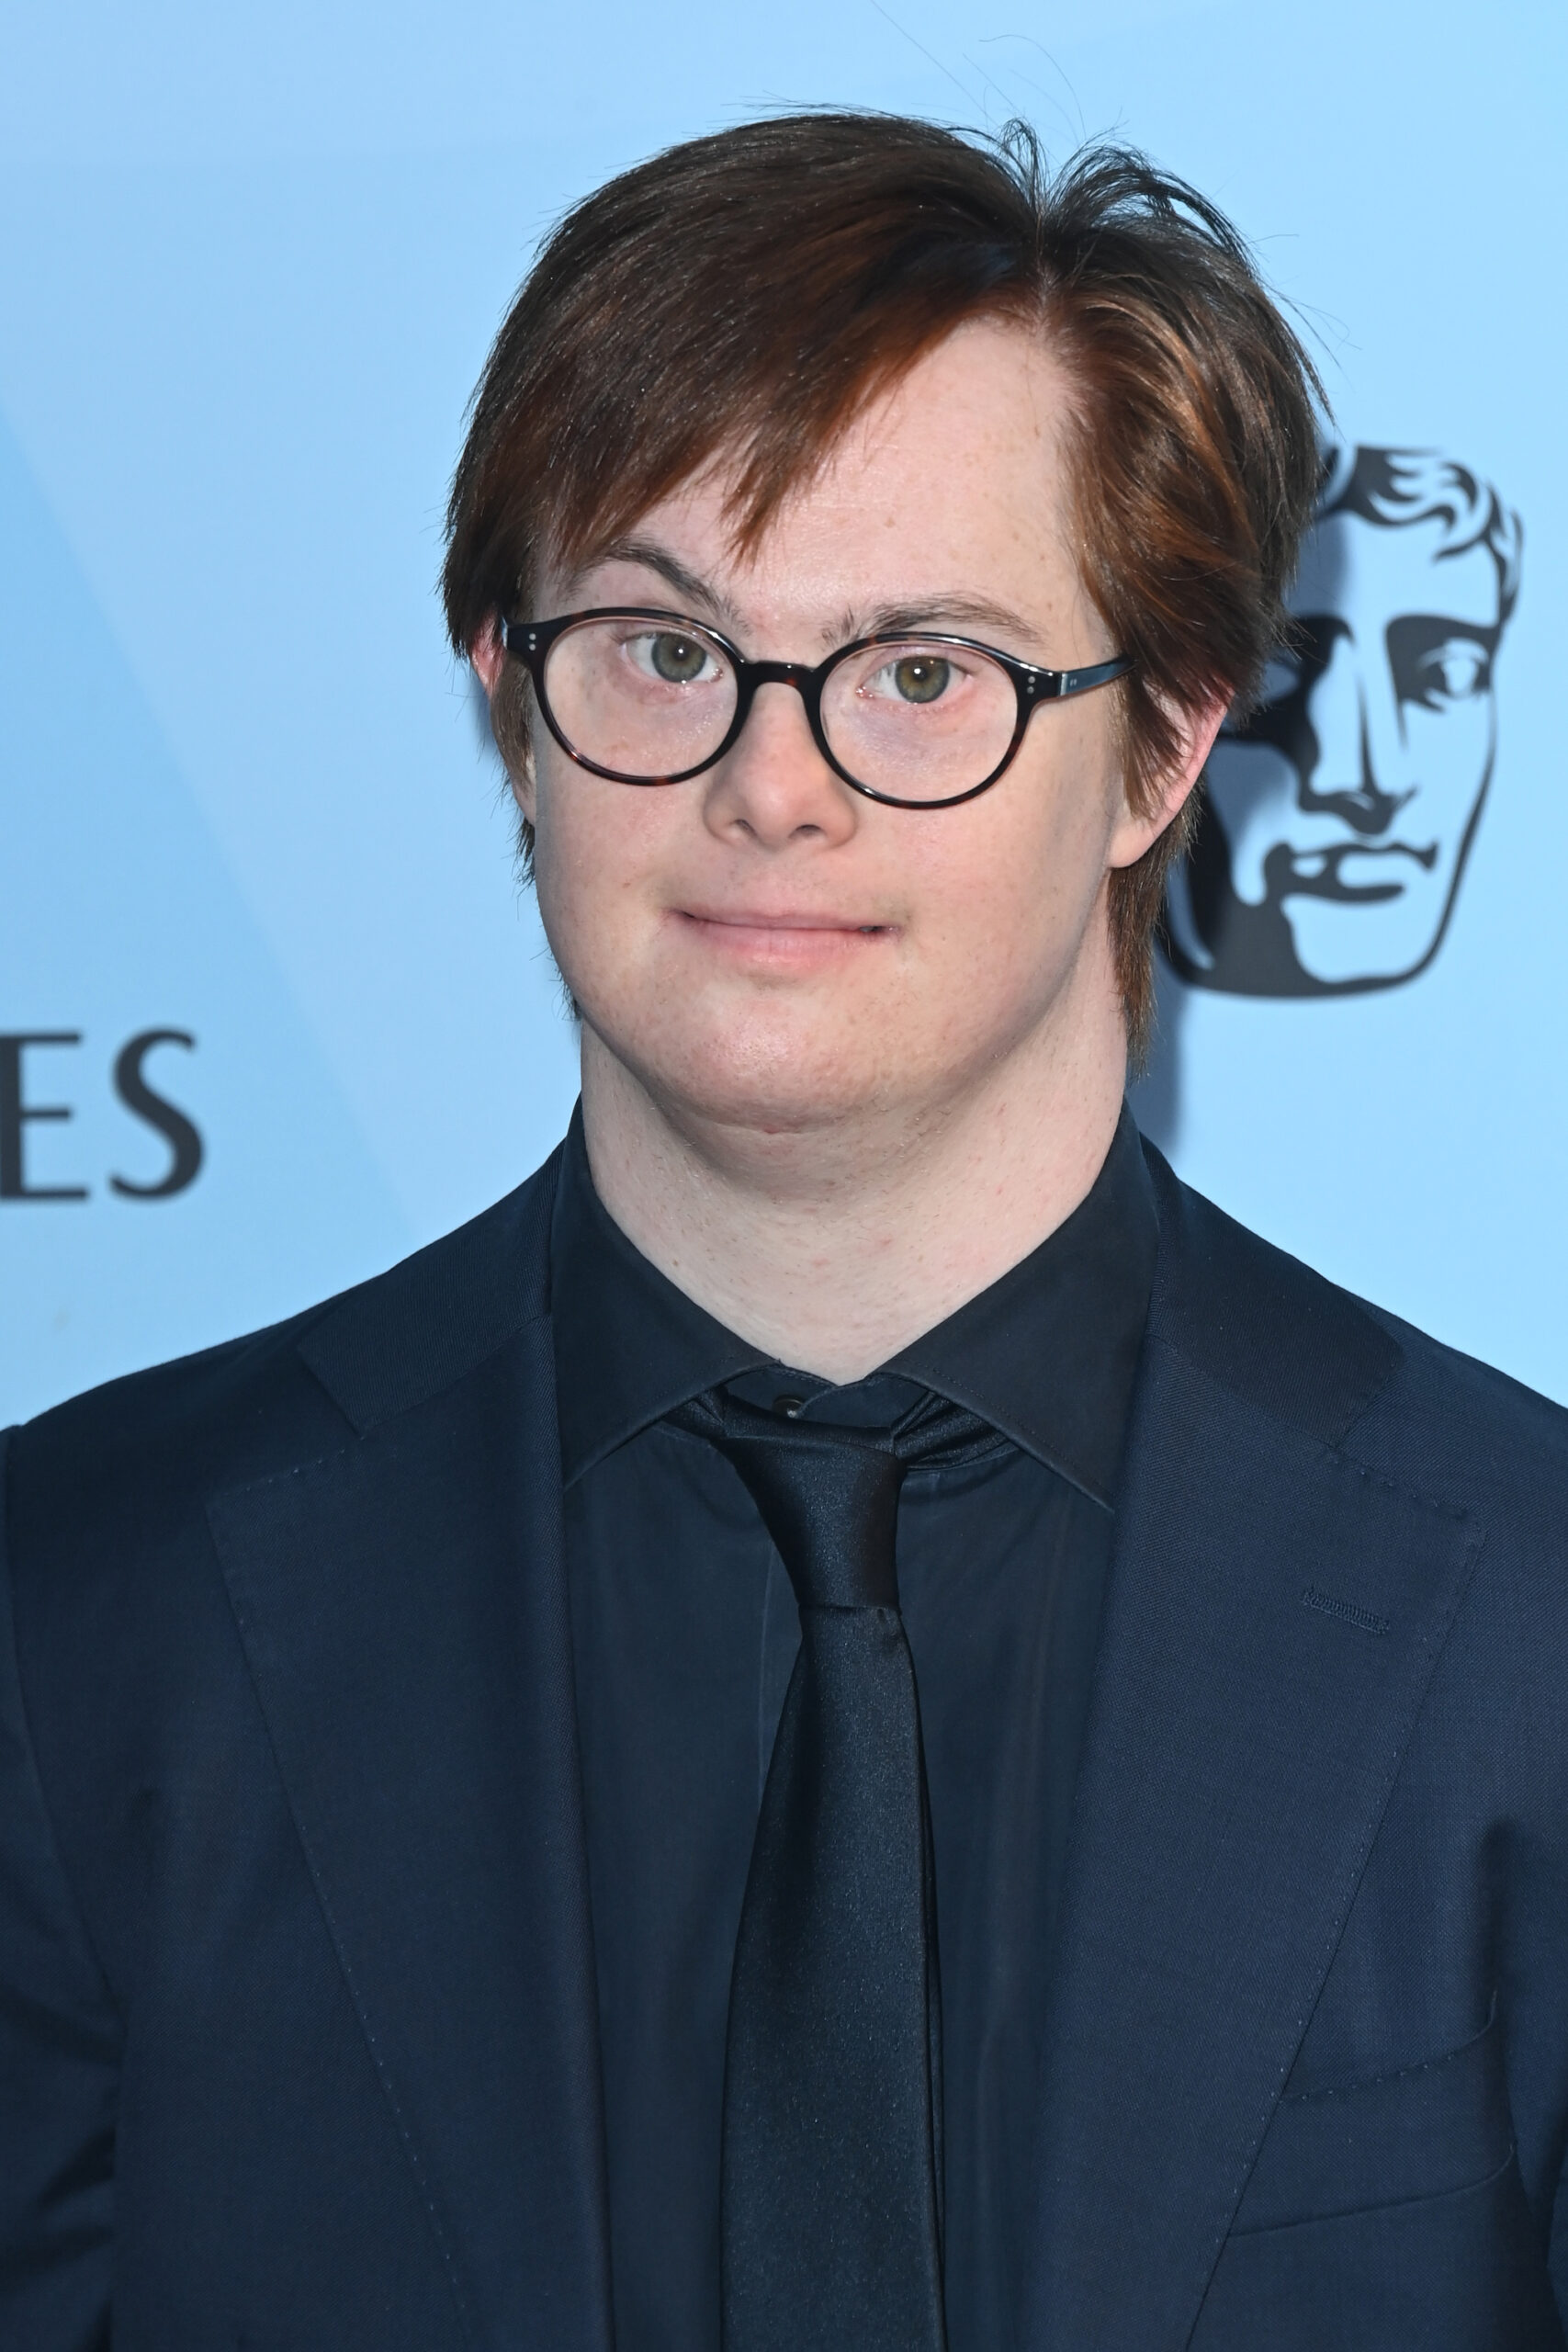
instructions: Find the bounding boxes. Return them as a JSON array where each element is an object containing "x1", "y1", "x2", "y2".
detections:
[
  {"x1": 1143, "y1": 1137, "x2": 1568, "y2": 1514},
  {"x1": 1353, "y1": 1295, "x2": 1568, "y2": 1521},
  {"x1": 6, "y1": 1150, "x2": 561, "y2": 1566}
]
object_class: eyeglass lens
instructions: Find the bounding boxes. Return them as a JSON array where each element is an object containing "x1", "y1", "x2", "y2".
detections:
[{"x1": 540, "y1": 616, "x2": 1021, "y2": 801}]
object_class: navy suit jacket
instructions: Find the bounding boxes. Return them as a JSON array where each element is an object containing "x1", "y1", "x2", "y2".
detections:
[{"x1": 5, "y1": 1136, "x2": 1568, "y2": 2349}]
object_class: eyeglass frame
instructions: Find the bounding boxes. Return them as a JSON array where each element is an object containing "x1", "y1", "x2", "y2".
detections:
[{"x1": 500, "y1": 606, "x2": 1132, "y2": 810}]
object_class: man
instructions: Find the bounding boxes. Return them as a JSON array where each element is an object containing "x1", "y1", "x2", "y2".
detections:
[
  {"x1": 1163, "y1": 443, "x2": 1523, "y2": 995},
  {"x1": 4, "y1": 113, "x2": 1567, "y2": 2352}
]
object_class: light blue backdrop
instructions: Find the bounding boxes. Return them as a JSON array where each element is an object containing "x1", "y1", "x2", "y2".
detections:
[{"x1": 3, "y1": 0, "x2": 1563, "y2": 1424}]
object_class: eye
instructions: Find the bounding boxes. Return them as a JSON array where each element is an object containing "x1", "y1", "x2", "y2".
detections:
[
  {"x1": 630, "y1": 629, "x2": 715, "y2": 684},
  {"x1": 1419, "y1": 644, "x2": 1489, "y2": 702},
  {"x1": 874, "y1": 653, "x2": 953, "y2": 705}
]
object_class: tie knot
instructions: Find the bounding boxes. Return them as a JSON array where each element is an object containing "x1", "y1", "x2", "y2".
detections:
[
  {"x1": 670, "y1": 1386, "x2": 1001, "y2": 1611},
  {"x1": 671, "y1": 1390, "x2": 903, "y2": 1610}
]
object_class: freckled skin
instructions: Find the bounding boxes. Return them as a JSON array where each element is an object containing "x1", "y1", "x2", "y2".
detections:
[{"x1": 474, "y1": 321, "x2": 1220, "y2": 1378}]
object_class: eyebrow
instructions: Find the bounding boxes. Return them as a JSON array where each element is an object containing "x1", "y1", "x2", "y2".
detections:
[
  {"x1": 1294, "y1": 610, "x2": 1502, "y2": 650},
  {"x1": 573, "y1": 537, "x2": 1044, "y2": 656},
  {"x1": 575, "y1": 537, "x2": 739, "y2": 627},
  {"x1": 857, "y1": 594, "x2": 1041, "y2": 649}
]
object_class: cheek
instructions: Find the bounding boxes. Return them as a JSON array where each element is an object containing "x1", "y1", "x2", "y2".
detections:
[
  {"x1": 1206, "y1": 743, "x2": 1300, "y2": 842},
  {"x1": 530, "y1": 758, "x2": 670, "y2": 972},
  {"x1": 915, "y1": 728, "x2": 1117, "y2": 954},
  {"x1": 1404, "y1": 707, "x2": 1494, "y2": 820}
]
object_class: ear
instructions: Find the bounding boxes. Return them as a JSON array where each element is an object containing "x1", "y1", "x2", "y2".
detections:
[
  {"x1": 468, "y1": 616, "x2": 537, "y2": 823},
  {"x1": 1106, "y1": 692, "x2": 1228, "y2": 870},
  {"x1": 469, "y1": 615, "x2": 505, "y2": 697}
]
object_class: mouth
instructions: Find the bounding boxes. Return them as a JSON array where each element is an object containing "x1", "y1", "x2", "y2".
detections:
[
  {"x1": 671, "y1": 907, "x2": 899, "y2": 969},
  {"x1": 1271, "y1": 840, "x2": 1439, "y2": 903}
]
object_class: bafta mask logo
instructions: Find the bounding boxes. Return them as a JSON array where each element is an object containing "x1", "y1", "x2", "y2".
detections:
[{"x1": 1162, "y1": 446, "x2": 1523, "y2": 997}]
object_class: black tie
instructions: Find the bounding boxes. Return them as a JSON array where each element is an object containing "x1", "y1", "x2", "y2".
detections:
[{"x1": 674, "y1": 1385, "x2": 997, "y2": 2352}]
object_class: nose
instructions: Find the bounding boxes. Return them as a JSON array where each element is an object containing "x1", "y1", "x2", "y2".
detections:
[
  {"x1": 1300, "y1": 636, "x2": 1410, "y2": 836},
  {"x1": 701, "y1": 675, "x2": 859, "y2": 852}
]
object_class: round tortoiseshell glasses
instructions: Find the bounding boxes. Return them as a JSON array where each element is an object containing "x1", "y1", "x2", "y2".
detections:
[{"x1": 502, "y1": 608, "x2": 1131, "y2": 810}]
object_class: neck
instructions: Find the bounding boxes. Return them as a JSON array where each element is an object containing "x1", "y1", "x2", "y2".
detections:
[{"x1": 578, "y1": 984, "x2": 1129, "y2": 1386}]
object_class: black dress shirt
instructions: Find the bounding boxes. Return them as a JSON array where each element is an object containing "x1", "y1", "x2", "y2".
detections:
[{"x1": 550, "y1": 1104, "x2": 1157, "y2": 2352}]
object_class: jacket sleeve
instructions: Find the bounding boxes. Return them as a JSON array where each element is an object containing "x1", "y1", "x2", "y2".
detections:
[{"x1": 0, "y1": 1428, "x2": 118, "y2": 2351}]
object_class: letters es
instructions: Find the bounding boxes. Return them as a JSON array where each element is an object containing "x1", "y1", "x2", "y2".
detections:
[{"x1": 0, "y1": 1031, "x2": 203, "y2": 1203}]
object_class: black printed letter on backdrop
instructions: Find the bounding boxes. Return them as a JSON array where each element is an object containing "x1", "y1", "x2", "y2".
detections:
[
  {"x1": 0, "y1": 1033, "x2": 88, "y2": 1201},
  {"x1": 111, "y1": 1030, "x2": 203, "y2": 1200}
]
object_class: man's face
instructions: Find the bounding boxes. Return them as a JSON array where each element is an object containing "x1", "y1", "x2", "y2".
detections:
[
  {"x1": 1168, "y1": 508, "x2": 1504, "y2": 994},
  {"x1": 513, "y1": 321, "x2": 1193, "y2": 1151}
]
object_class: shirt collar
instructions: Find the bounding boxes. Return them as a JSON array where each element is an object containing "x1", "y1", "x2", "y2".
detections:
[
  {"x1": 550, "y1": 1101, "x2": 1156, "y2": 1509},
  {"x1": 550, "y1": 1105, "x2": 772, "y2": 1487}
]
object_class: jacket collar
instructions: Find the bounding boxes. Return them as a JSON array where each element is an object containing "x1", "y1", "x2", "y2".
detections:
[{"x1": 293, "y1": 1150, "x2": 560, "y2": 1436}]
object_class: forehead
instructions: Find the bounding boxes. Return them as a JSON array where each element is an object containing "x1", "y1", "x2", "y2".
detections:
[
  {"x1": 1292, "y1": 510, "x2": 1501, "y2": 628},
  {"x1": 566, "y1": 320, "x2": 1085, "y2": 633}
]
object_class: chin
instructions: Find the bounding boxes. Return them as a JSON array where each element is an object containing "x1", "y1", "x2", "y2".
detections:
[
  {"x1": 612, "y1": 1002, "x2": 915, "y2": 1139},
  {"x1": 672, "y1": 1042, "x2": 892, "y2": 1136}
]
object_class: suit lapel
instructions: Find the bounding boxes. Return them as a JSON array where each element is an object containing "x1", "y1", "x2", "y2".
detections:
[
  {"x1": 209, "y1": 1169, "x2": 613, "y2": 2352},
  {"x1": 1026, "y1": 1207, "x2": 1483, "y2": 2348}
]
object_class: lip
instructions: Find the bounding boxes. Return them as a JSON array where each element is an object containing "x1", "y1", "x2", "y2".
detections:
[
  {"x1": 1280, "y1": 841, "x2": 1437, "y2": 865},
  {"x1": 671, "y1": 906, "x2": 897, "y2": 967},
  {"x1": 1279, "y1": 841, "x2": 1438, "y2": 879}
]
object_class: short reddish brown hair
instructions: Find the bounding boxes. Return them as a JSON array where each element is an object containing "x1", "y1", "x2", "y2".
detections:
[{"x1": 443, "y1": 111, "x2": 1323, "y2": 1053}]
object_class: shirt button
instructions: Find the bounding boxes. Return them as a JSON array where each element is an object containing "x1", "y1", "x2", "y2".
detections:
[{"x1": 773, "y1": 1394, "x2": 806, "y2": 1419}]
